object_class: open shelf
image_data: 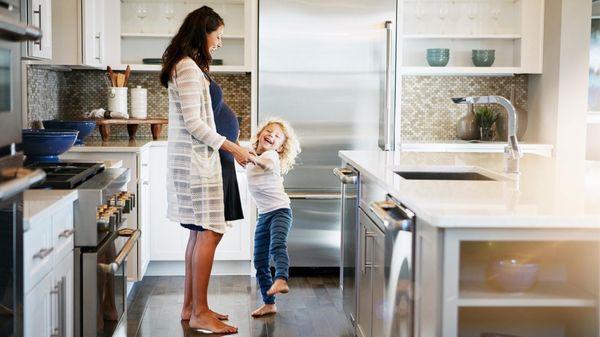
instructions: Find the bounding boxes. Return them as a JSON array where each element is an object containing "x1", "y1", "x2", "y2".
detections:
[
  {"x1": 121, "y1": 33, "x2": 245, "y2": 39},
  {"x1": 402, "y1": 34, "x2": 522, "y2": 40},
  {"x1": 400, "y1": 66, "x2": 521, "y2": 75},
  {"x1": 459, "y1": 281, "x2": 598, "y2": 308}
]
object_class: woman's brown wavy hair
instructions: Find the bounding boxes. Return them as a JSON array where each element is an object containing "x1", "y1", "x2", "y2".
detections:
[{"x1": 160, "y1": 6, "x2": 223, "y2": 87}]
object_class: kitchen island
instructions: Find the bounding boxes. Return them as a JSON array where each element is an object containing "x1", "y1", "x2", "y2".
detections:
[{"x1": 339, "y1": 150, "x2": 600, "y2": 337}]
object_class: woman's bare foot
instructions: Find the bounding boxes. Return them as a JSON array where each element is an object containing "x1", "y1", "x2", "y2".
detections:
[
  {"x1": 251, "y1": 304, "x2": 277, "y2": 317},
  {"x1": 181, "y1": 307, "x2": 228, "y2": 321},
  {"x1": 266, "y1": 279, "x2": 289, "y2": 296},
  {"x1": 189, "y1": 311, "x2": 237, "y2": 334}
]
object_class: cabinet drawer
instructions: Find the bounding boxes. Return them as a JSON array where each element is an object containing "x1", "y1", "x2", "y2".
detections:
[
  {"x1": 52, "y1": 203, "x2": 74, "y2": 262},
  {"x1": 24, "y1": 216, "x2": 53, "y2": 293}
]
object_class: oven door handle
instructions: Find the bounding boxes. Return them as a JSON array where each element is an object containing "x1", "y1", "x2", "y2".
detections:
[
  {"x1": 108, "y1": 229, "x2": 140, "y2": 273},
  {"x1": 0, "y1": 15, "x2": 42, "y2": 42}
]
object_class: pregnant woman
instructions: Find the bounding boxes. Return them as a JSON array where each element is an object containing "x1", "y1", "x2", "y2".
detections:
[{"x1": 160, "y1": 6, "x2": 254, "y2": 334}]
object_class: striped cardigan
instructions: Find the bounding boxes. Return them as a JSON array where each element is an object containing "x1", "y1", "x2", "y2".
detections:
[{"x1": 166, "y1": 57, "x2": 229, "y2": 233}]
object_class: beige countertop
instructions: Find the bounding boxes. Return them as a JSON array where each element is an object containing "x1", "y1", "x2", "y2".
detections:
[
  {"x1": 23, "y1": 190, "x2": 78, "y2": 231},
  {"x1": 339, "y1": 150, "x2": 600, "y2": 229}
]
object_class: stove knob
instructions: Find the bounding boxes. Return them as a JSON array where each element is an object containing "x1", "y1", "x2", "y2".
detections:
[
  {"x1": 124, "y1": 198, "x2": 132, "y2": 213},
  {"x1": 97, "y1": 219, "x2": 110, "y2": 232}
]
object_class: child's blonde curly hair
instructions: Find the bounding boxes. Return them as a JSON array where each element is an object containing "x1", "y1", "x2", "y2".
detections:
[{"x1": 252, "y1": 118, "x2": 301, "y2": 175}]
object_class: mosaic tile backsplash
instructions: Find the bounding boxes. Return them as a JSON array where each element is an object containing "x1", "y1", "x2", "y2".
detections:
[
  {"x1": 28, "y1": 67, "x2": 527, "y2": 142},
  {"x1": 400, "y1": 75, "x2": 528, "y2": 141},
  {"x1": 27, "y1": 67, "x2": 252, "y2": 140}
]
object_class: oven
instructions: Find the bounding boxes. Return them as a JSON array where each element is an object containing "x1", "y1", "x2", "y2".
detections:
[
  {"x1": 77, "y1": 228, "x2": 139, "y2": 337},
  {"x1": 0, "y1": 0, "x2": 41, "y2": 149}
]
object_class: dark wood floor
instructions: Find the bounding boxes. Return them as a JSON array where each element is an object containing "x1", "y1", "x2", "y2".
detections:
[{"x1": 126, "y1": 274, "x2": 354, "y2": 337}]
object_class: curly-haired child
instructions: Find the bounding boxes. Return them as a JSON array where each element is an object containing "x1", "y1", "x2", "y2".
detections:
[{"x1": 247, "y1": 118, "x2": 301, "y2": 317}]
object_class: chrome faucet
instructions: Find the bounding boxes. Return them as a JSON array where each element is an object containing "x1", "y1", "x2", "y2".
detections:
[{"x1": 452, "y1": 96, "x2": 523, "y2": 174}]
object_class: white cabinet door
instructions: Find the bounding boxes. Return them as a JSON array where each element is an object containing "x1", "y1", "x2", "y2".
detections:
[
  {"x1": 214, "y1": 167, "x2": 251, "y2": 260},
  {"x1": 82, "y1": 0, "x2": 105, "y2": 66},
  {"x1": 29, "y1": 0, "x2": 52, "y2": 59},
  {"x1": 139, "y1": 178, "x2": 151, "y2": 277},
  {"x1": 149, "y1": 145, "x2": 252, "y2": 261},
  {"x1": 24, "y1": 272, "x2": 53, "y2": 337},
  {"x1": 149, "y1": 145, "x2": 188, "y2": 260},
  {"x1": 52, "y1": 252, "x2": 74, "y2": 337}
]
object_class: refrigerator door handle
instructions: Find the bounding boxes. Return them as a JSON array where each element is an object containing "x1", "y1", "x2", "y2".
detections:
[
  {"x1": 333, "y1": 167, "x2": 358, "y2": 185},
  {"x1": 382, "y1": 20, "x2": 395, "y2": 151},
  {"x1": 288, "y1": 192, "x2": 341, "y2": 200}
]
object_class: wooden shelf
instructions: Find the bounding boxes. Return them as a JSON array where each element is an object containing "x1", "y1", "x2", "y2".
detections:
[
  {"x1": 400, "y1": 66, "x2": 521, "y2": 76},
  {"x1": 111, "y1": 64, "x2": 251, "y2": 73},
  {"x1": 402, "y1": 34, "x2": 522, "y2": 40},
  {"x1": 458, "y1": 282, "x2": 598, "y2": 308},
  {"x1": 121, "y1": 33, "x2": 244, "y2": 39}
]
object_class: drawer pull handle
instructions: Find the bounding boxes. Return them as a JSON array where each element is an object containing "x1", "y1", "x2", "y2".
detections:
[
  {"x1": 58, "y1": 229, "x2": 75, "y2": 238},
  {"x1": 33, "y1": 247, "x2": 53, "y2": 259}
]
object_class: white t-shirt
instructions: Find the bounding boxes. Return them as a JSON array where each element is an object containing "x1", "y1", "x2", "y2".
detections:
[{"x1": 246, "y1": 150, "x2": 290, "y2": 214}]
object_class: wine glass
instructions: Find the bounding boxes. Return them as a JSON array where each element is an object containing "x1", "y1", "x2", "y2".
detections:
[
  {"x1": 438, "y1": 0, "x2": 450, "y2": 35},
  {"x1": 466, "y1": 1, "x2": 479, "y2": 35},
  {"x1": 136, "y1": 3, "x2": 148, "y2": 33},
  {"x1": 163, "y1": 3, "x2": 175, "y2": 34}
]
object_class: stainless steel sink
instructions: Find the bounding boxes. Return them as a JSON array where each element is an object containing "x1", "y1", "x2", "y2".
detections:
[{"x1": 394, "y1": 171, "x2": 497, "y2": 181}]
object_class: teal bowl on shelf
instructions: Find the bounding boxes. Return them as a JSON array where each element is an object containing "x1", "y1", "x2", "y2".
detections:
[
  {"x1": 426, "y1": 48, "x2": 450, "y2": 67},
  {"x1": 472, "y1": 49, "x2": 495, "y2": 67}
]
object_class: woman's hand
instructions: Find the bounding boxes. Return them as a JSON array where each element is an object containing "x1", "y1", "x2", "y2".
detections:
[{"x1": 221, "y1": 140, "x2": 256, "y2": 167}]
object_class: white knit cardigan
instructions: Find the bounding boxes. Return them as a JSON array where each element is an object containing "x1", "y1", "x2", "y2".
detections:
[{"x1": 166, "y1": 57, "x2": 229, "y2": 233}]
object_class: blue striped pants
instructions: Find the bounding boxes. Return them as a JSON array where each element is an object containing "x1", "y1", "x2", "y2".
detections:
[{"x1": 253, "y1": 207, "x2": 292, "y2": 304}]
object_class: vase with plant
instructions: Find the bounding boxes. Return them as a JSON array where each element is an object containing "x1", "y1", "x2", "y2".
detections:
[{"x1": 474, "y1": 106, "x2": 499, "y2": 141}]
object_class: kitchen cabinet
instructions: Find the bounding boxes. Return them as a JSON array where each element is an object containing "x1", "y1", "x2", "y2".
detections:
[
  {"x1": 82, "y1": 0, "x2": 105, "y2": 66},
  {"x1": 148, "y1": 143, "x2": 252, "y2": 261},
  {"x1": 399, "y1": 0, "x2": 544, "y2": 75},
  {"x1": 25, "y1": 0, "x2": 52, "y2": 59},
  {"x1": 24, "y1": 193, "x2": 75, "y2": 337},
  {"x1": 24, "y1": 271, "x2": 53, "y2": 337},
  {"x1": 357, "y1": 210, "x2": 385, "y2": 337},
  {"x1": 51, "y1": 0, "x2": 120, "y2": 66}
]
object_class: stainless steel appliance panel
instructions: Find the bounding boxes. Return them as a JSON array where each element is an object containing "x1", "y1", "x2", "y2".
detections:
[
  {"x1": 258, "y1": 0, "x2": 396, "y2": 191},
  {"x1": 79, "y1": 229, "x2": 139, "y2": 337},
  {"x1": 287, "y1": 192, "x2": 341, "y2": 267},
  {"x1": 335, "y1": 166, "x2": 359, "y2": 329},
  {"x1": 370, "y1": 198, "x2": 415, "y2": 337}
]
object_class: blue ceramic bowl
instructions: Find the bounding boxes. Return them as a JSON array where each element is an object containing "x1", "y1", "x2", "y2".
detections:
[
  {"x1": 42, "y1": 120, "x2": 96, "y2": 145},
  {"x1": 426, "y1": 48, "x2": 450, "y2": 67},
  {"x1": 22, "y1": 129, "x2": 79, "y2": 162},
  {"x1": 472, "y1": 49, "x2": 495, "y2": 67}
]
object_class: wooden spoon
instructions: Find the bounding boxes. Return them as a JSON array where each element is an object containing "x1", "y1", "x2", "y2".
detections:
[
  {"x1": 124, "y1": 65, "x2": 131, "y2": 87},
  {"x1": 107, "y1": 66, "x2": 116, "y2": 87},
  {"x1": 116, "y1": 73, "x2": 125, "y2": 87}
]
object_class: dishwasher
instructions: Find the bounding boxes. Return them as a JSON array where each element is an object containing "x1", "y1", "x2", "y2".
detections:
[
  {"x1": 359, "y1": 195, "x2": 415, "y2": 337},
  {"x1": 334, "y1": 166, "x2": 359, "y2": 329}
]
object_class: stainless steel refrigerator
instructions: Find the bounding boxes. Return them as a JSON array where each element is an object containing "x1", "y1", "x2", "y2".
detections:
[{"x1": 258, "y1": 0, "x2": 397, "y2": 267}]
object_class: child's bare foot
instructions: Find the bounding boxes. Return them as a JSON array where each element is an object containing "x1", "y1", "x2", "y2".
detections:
[
  {"x1": 251, "y1": 304, "x2": 277, "y2": 317},
  {"x1": 181, "y1": 307, "x2": 228, "y2": 321},
  {"x1": 266, "y1": 279, "x2": 289, "y2": 296},
  {"x1": 189, "y1": 311, "x2": 237, "y2": 334}
]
